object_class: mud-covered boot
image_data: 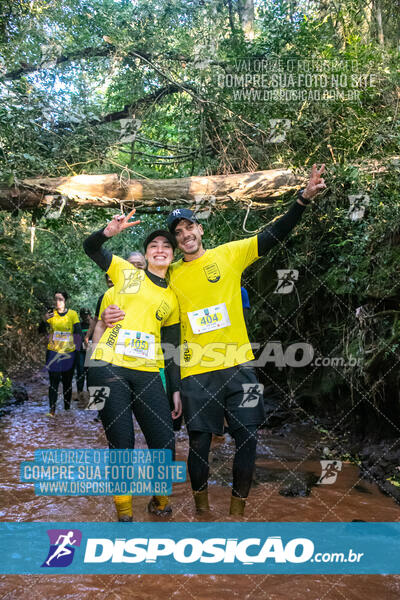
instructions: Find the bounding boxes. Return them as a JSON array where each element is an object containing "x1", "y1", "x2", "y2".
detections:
[
  {"x1": 193, "y1": 489, "x2": 210, "y2": 513},
  {"x1": 148, "y1": 495, "x2": 172, "y2": 517},
  {"x1": 114, "y1": 495, "x2": 133, "y2": 522},
  {"x1": 229, "y1": 495, "x2": 246, "y2": 516}
]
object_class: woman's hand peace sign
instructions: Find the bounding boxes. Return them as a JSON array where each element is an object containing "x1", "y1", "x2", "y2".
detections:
[{"x1": 103, "y1": 208, "x2": 141, "y2": 238}]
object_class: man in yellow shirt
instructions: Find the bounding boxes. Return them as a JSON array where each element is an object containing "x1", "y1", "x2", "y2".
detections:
[{"x1": 164, "y1": 164, "x2": 326, "y2": 516}]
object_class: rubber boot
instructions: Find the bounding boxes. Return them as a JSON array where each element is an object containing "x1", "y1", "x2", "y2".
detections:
[
  {"x1": 193, "y1": 489, "x2": 210, "y2": 512},
  {"x1": 229, "y1": 495, "x2": 246, "y2": 516},
  {"x1": 148, "y1": 495, "x2": 172, "y2": 517},
  {"x1": 114, "y1": 495, "x2": 133, "y2": 522}
]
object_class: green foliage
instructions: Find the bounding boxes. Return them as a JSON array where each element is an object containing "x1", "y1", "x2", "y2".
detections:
[
  {"x1": 0, "y1": 0, "x2": 399, "y2": 434},
  {"x1": 387, "y1": 476, "x2": 400, "y2": 488},
  {"x1": 0, "y1": 207, "x2": 166, "y2": 321},
  {"x1": 0, "y1": 372, "x2": 12, "y2": 406},
  {"x1": 1, "y1": 0, "x2": 399, "y2": 182}
]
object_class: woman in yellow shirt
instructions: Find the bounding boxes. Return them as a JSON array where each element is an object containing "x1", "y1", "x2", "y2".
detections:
[
  {"x1": 43, "y1": 291, "x2": 81, "y2": 417},
  {"x1": 84, "y1": 213, "x2": 182, "y2": 521}
]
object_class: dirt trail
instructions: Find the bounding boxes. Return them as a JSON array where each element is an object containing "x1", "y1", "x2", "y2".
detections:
[{"x1": 0, "y1": 371, "x2": 399, "y2": 599}]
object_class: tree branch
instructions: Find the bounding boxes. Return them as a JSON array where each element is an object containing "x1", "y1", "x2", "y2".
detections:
[
  {"x1": 56, "y1": 84, "x2": 196, "y2": 129},
  {"x1": 0, "y1": 169, "x2": 302, "y2": 210},
  {"x1": 1, "y1": 43, "x2": 222, "y2": 82},
  {"x1": 2, "y1": 45, "x2": 114, "y2": 80}
]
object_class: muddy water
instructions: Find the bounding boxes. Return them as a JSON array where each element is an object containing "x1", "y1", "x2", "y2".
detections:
[{"x1": 0, "y1": 372, "x2": 399, "y2": 599}]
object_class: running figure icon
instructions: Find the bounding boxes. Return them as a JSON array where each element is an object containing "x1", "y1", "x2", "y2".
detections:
[
  {"x1": 317, "y1": 460, "x2": 342, "y2": 485},
  {"x1": 87, "y1": 386, "x2": 110, "y2": 410},
  {"x1": 239, "y1": 383, "x2": 264, "y2": 408},
  {"x1": 45, "y1": 531, "x2": 77, "y2": 566}
]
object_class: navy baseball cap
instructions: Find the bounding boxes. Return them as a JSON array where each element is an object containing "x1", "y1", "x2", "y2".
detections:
[
  {"x1": 167, "y1": 208, "x2": 199, "y2": 233},
  {"x1": 143, "y1": 229, "x2": 177, "y2": 252}
]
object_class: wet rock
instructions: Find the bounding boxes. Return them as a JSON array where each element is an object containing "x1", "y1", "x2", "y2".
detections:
[
  {"x1": 261, "y1": 388, "x2": 295, "y2": 428},
  {"x1": 10, "y1": 382, "x2": 29, "y2": 404},
  {"x1": 254, "y1": 468, "x2": 287, "y2": 484},
  {"x1": 378, "y1": 481, "x2": 400, "y2": 504},
  {"x1": 262, "y1": 399, "x2": 289, "y2": 427},
  {"x1": 275, "y1": 422, "x2": 295, "y2": 436},
  {"x1": 358, "y1": 446, "x2": 376, "y2": 460},
  {"x1": 356, "y1": 440, "x2": 400, "y2": 505},
  {"x1": 278, "y1": 472, "x2": 318, "y2": 497},
  {"x1": 353, "y1": 484, "x2": 372, "y2": 494},
  {"x1": 366, "y1": 464, "x2": 385, "y2": 480}
]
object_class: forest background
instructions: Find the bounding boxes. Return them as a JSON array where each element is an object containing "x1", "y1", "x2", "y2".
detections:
[{"x1": 0, "y1": 0, "x2": 399, "y2": 439}]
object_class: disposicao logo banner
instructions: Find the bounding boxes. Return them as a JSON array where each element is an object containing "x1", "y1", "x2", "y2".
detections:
[{"x1": 0, "y1": 523, "x2": 399, "y2": 574}]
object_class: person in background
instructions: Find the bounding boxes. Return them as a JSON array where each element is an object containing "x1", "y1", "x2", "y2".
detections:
[
  {"x1": 75, "y1": 308, "x2": 92, "y2": 402},
  {"x1": 127, "y1": 251, "x2": 147, "y2": 270},
  {"x1": 241, "y1": 285, "x2": 251, "y2": 322},
  {"x1": 85, "y1": 274, "x2": 114, "y2": 346},
  {"x1": 43, "y1": 291, "x2": 81, "y2": 417}
]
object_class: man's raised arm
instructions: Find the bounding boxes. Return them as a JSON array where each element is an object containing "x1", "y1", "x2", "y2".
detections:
[{"x1": 257, "y1": 164, "x2": 326, "y2": 256}]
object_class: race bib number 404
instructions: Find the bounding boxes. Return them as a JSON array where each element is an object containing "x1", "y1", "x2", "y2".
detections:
[
  {"x1": 115, "y1": 329, "x2": 156, "y2": 360},
  {"x1": 187, "y1": 303, "x2": 230, "y2": 334}
]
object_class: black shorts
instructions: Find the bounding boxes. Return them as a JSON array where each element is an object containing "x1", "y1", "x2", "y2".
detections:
[{"x1": 180, "y1": 364, "x2": 265, "y2": 435}]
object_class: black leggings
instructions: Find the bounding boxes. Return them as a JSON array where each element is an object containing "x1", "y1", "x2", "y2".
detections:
[
  {"x1": 49, "y1": 369, "x2": 74, "y2": 412},
  {"x1": 188, "y1": 426, "x2": 258, "y2": 498},
  {"x1": 48, "y1": 368, "x2": 74, "y2": 411},
  {"x1": 88, "y1": 364, "x2": 175, "y2": 456},
  {"x1": 76, "y1": 350, "x2": 87, "y2": 392}
]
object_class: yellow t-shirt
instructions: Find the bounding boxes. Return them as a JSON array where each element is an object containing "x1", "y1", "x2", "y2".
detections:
[
  {"x1": 93, "y1": 256, "x2": 179, "y2": 372},
  {"x1": 47, "y1": 309, "x2": 79, "y2": 353},
  {"x1": 168, "y1": 236, "x2": 259, "y2": 378}
]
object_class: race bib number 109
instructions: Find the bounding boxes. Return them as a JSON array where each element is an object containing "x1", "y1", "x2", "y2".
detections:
[{"x1": 187, "y1": 303, "x2": 230, "y2": 334}]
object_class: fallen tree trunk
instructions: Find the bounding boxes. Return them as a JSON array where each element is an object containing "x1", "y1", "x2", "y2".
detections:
[{"x1": 0, "y1": 169, "x2": 303, "y2": 211}]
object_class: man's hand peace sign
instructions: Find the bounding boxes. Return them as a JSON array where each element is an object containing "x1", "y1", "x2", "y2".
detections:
[
  {"x1": 302, "y1": 164, "x2": 326, "y2": 200},
  {"x1": 103, "y1": 208, "x2": 141, "y2": 238}
]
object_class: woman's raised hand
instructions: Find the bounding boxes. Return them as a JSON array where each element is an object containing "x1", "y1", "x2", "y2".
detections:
[{"x1": 103, "y1": 208, "x2": 141, "y2": 238}]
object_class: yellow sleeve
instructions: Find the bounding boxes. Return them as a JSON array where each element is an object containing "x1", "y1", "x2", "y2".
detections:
[
  {"x1": 221, "y1": 236, "x2": 259, "y2": 273},
  {"x1": 107, "y1": 254, "x2": 134, "y2": 286},
  {"x1": 164, "y1": 293, "x2": 180, "y2": 327},
  {"x1": 99, "y1": 288, "x2": 114, "y2": 319},
  {"x1": 69, "y1": 310, "x2": 80, "y2": 326}
]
